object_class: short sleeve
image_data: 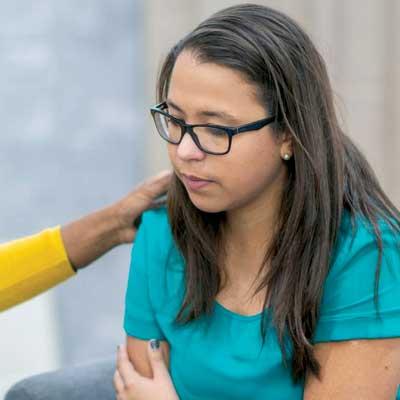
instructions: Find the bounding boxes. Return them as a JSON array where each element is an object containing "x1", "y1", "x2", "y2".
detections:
[
  {"x1": 123, "y1": 211, "x2": 166, "y2": 340},
  {"x1": 313, "y1": 216, "x2": 400, "y2": 343}
]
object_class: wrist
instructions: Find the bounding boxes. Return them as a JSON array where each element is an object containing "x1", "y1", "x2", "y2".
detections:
[
  {"x1": 99, "y1": 204, "x2": 128, "y2": 246},
  {"x1": 61, "y1": 206, "x2": 123, "y2": 269},
  {"x1": 107, "y1": 202, "x2": 136, "y2": 245}
]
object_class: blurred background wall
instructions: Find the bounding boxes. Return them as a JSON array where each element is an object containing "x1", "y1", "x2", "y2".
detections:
[
  {"x1": 0, "y1": 0, "x2": 146, "y2": 395},
  {"x1": 0, "y1": 0, "x2": 399, "y2": 397}
]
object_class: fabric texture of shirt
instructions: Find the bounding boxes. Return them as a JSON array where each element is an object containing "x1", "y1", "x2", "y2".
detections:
[
  {"x1": 124, "y1": 207, "x2": 400, "y2": 400},
  {"x1": 0, "y1": 226, "x2": 75, "y2": 311}
]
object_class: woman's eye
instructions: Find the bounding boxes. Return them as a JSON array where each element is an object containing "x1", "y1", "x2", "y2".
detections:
[{"x1": 205, "y1": 127, "x2": 226, "y2": 136}]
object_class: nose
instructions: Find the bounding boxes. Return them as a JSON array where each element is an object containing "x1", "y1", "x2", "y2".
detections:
[{"x1": 176, "y1": 130, "x2": 206, "y2": 161}]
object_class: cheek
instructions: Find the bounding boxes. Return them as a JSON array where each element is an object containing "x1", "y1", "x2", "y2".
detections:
[
  {"x1": 166, "y1": 134, "x2": 285, "y2": 213},
  {"x1": 223, "y1": 143, "x2": 282, "y2": 198},
  {"x1": 167, "y1": 144, "x2": 176, "y2": 164}
]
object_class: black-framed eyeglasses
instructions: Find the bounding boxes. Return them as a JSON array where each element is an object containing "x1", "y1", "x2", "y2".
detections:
[{"x1": 150, "y1": 101, "x2": 276, "y2": 155}]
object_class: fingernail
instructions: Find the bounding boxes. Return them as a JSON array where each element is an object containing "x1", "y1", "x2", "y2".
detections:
[{"x1": 150, "y1": 339, "x2": 160, "y2": 350}]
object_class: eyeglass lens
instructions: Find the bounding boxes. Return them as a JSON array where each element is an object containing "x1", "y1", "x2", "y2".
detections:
[{"x1": 154, "y1": 112, "x2": 230, "y2": 154}]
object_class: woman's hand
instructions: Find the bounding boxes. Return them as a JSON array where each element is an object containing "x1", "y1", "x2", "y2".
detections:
[
  {"x1": 114, "y1": 340, "x2": 179, "y2": 400},
  {"x1": 114, "y1": 170, "x2": 172, "y2": 244},
  {"x1": 60, "y1": 170, "x2": 171, "y2": 269}
]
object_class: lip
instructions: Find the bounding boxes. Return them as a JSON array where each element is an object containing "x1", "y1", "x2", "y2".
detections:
[
  {"x1": 183, "y1": 173, "x2": 212, "y2": 181},
  {"x1": 181, "y1": 173, "x2": 214, "y2": 191}
]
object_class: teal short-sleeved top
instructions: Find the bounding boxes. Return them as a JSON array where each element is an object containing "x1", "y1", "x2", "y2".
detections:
[{"x1": 124, "y1": 207, "x2": 400, "y2": 400}]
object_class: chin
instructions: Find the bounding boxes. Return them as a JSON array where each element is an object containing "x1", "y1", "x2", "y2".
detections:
[{"x1": 187, "y1": 193, "x2": 227, "y2": 214}]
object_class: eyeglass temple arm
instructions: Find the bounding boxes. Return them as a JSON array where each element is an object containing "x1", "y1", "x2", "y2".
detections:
[{"x1": 237, "y1": 115, "x2": 276, "y2": 133}]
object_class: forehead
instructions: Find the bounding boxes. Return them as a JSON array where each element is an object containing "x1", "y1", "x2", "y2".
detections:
[{"x1": 168, "y1": 51, "x2": 263, "y2": 114}]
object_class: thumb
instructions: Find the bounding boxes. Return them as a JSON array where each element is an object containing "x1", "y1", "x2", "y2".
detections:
[
  {"x1": 147, "y1": 339, "x2": 170, "y2": 381},
  {"x1": 138, "y1": 170, "x2": 172, "y2": 203}
]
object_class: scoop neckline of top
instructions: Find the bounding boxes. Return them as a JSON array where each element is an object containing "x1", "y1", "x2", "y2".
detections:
[{"x1": 213, "y1": 300, "x2": 267, "y2": 321}]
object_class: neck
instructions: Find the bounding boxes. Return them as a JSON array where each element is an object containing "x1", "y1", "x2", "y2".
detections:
[
  {"x1": 225, "y1": 182, "x2": 283, "y2": 252},
  {"x1": 220, "y1": 178, "x2": 285, "y2": 286}
]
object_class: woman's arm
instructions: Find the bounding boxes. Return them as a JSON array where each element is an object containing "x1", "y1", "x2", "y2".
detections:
[
  {"x1": 115, "y1": 341, "x2": 178, "y2": 400},
  {"x1": 0, "y1": 226, "x2": 74, "y2": 311},
  {"x1": 61, "y1": 170, "x2": 171, "y2": 269},
  {"x1": 304, "y1": 338, "x2": 400, "y2": 399},
  {"x1": 0, "y1": 170, "x2": 171, "y2": 311},
  {"x1": 126, "y1": 336, "x2": 170, "y2": 378}
]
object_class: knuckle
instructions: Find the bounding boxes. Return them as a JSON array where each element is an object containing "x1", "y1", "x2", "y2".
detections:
[
  {"x1": 116, "y1": 363, "x2": 125, "y2": 374},
  {"x1": 124, "y1": 382, "x2": 137, "y2": 396},
  {"x1": 125, "y1": 379, "x2": 136, "y2": 390}
]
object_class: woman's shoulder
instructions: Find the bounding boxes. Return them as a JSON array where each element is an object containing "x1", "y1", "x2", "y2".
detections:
[
  {"x1": 140, "y1": 205, "x2": 185, "y2": 269},
  {"x1": 140, "y1": 205, "x2": 170, "y2": 231},
  {"x1": 321, "y1": 208, "x2": 400, "y2": 312},
  {"x1": 139, "y1": 206, "x2": 173, "y2": 248},
  {"x1": 137, "y1": 206, "x2": 186, "y2": 308},
  {"x1": 332, "y1": 208, "x2": 400, "y2": 269},
  {"x1": 313, "y1": 209, "x2": 400, "y2": 343}
]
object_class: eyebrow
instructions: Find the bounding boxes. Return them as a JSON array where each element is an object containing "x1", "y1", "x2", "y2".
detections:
[{"x1": 166, "y1": 99, "x2": 241, "y2": 125}]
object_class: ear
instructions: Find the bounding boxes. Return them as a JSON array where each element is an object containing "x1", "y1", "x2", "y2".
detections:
[{"x1": 279, "y1": 130, "x2": 293, "y2": 154}]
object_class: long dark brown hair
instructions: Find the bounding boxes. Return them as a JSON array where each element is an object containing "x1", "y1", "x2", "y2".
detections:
[{"x1": 156, "y1": 3, "x2": 400, "y2": 383}]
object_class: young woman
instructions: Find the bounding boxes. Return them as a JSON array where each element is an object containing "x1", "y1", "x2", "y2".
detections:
[{"x1": 115, "y1": 4, "x2": 400, "y2": 399}]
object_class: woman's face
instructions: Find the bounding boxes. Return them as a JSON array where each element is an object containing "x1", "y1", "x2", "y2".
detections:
[{"x1": 166, "y1": 51, "x2": 291, "y2": 214}]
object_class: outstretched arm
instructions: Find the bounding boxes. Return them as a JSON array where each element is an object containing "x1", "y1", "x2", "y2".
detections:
[
  {"x1": 0, "y1": 170, "x2": 171, "y2": 311},
  {"x1": 61, "y1": 170, "x2": 171, "y2": 269}
]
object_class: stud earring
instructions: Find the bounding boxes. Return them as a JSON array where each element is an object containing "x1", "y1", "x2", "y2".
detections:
[{"x1": 282, "y1": 153, "x2": 291, "y2": 160}]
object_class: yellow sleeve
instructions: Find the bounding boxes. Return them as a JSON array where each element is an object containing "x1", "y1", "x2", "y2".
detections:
[{"x1": 0, "y1": 226, "x2": 76, "y2": 312}]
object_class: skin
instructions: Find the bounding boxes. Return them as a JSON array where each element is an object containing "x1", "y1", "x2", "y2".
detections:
[
  {"x1": 114, "y1": 344, "x2": 178, "y2": 400},
  {"x1": 61, "y1": 170, "x2": 171, "y2": 269},
  {"x1": 304, "y1": 339, "x2": 400, "y2": 399},
  {"x1": 120, "y1": 51, "x2": 400, "y2": 399}
]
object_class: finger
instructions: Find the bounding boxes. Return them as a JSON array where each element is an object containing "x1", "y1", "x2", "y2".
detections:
[
  {"x1": 121, "y1": 170, "x2": 173, "y2": 234},
  {"x1": 133, "y1": 191, "x2": 168, "y2": 230},
  {"x1": 130, "y1": 171, "x2": 172, "y2": 229},
  {"x1": 147, "y1": 339, "x2": 172, "y2": 382},
  {"x1": 148, "y1": 169, "x2": 172, "y2": 187},
  {"x1": 117, "y1": 344, "x2": 141, "y2": 387},
  {"x1": 113, "y1": 369, "x2": 125, "y2": 395},
  {"x1": 136, "y1": 170, "x2": 172, "y2": 201}
]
